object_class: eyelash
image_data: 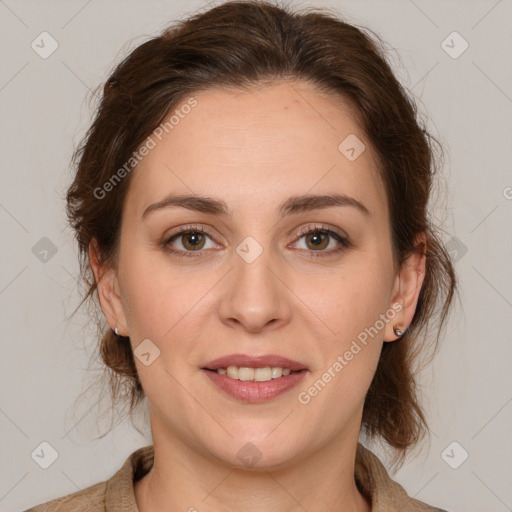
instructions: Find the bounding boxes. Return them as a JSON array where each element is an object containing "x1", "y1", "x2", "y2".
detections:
[{"x1": 162, "y1": 223, "x2": 351, "y2": 259}]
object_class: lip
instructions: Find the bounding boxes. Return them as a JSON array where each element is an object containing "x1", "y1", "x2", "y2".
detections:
[
  {"x1": 202, "y1": 368, "x2": 308, "y2": 403},
  {"x1": 202, "y1": 353, "x2": 308, "y2": 371}
]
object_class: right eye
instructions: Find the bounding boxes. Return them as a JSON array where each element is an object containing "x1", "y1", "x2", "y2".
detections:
[{"x1": 162, "y1": 225, "x2": 219, "y2": 258}]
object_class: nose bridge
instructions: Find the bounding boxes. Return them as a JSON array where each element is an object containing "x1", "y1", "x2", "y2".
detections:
[{"x1": 218, "y1": 236, "x2": 291, "y2": 331}]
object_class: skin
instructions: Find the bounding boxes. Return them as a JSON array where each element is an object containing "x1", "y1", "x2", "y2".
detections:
[{"x1": 90, "y1": 79, "x2": 426, "y2": 512}]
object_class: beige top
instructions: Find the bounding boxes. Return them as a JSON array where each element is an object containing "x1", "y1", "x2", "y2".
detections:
[{"x1": 24, "y1": 443, "x2": 448, "y2": 511}]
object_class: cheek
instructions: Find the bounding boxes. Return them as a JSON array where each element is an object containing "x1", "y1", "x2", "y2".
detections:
[
  {"x1": 296, "y1": 274, "x2": 386, "y2": 429},
  {"x1": 118, "y1": 252, "x2": 214, "y2": 406},
  {"x1": 118, "y1": 245, "x2": 207, "y2": 337},
  {"x1": 306, "y1": 259, "x2": 392, "y2": 344},
  {"x1": 297, "y1": 257, "x2": 390, "y2": 401}
]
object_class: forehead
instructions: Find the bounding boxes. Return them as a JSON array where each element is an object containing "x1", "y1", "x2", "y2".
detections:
[{"x1": 124, "y1": 80, "x2": 387, "y2": 222}]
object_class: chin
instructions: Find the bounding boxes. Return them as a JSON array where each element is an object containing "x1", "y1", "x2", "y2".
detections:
[{"x1": 203, "y1": 434, "x2": 304, "y2": 472}]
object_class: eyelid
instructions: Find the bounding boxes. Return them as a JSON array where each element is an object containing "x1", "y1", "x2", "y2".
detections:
[
  {"x1": 164, "y1": 223, "x2": 217, "y2": 241},
  {"x1": 293, "y1": 222, "x2": 347, "y2": 240}
]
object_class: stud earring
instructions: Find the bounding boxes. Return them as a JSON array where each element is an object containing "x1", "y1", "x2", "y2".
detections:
[
  {"x1": 114, "y1": 327, "x2": 119, "y2": 336},
  {"x1": 393, "y1": 324, "x2": 406, "y2": 337}
]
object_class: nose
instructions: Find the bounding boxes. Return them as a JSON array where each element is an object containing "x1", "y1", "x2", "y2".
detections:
[{"x1": 218, "y1": 245, "x2": 292, "y2": 333}]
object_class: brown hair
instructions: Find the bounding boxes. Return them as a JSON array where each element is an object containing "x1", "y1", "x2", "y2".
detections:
[{"x1": 67, "y1": 0, "x2": 457, "y2": 467}]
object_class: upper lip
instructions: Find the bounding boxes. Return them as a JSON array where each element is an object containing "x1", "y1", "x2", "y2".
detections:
[{"x1": 202, "y1": 354, "x2": 308, "y2": 371}]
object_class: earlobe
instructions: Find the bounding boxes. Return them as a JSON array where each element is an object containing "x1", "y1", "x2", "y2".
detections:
[
  {"x1": 384, "y1": 233, "x2": 427, "y2": 342},
  {"x1": 88, "y1": 239, "x2": 129, "y2": 337}
]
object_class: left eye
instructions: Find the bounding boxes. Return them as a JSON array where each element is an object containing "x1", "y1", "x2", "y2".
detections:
[{"x1": 291, "y1": 227, "x2": 350, "y2": 255}]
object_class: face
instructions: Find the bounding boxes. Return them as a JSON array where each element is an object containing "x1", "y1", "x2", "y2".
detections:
[{"x1": 94, "y1": 80, "x2": 425, "y2": 470}]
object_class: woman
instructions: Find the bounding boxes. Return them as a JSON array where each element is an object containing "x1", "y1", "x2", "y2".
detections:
[{"x1": 25, "y1": 0, "x2": 457, "y2": 510}]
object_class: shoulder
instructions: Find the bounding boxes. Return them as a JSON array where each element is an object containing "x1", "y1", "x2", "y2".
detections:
[
  {"x1": 23, "y1": 444, "x2": 154, "y2": 512},
  {"x1": 21, "y1": 480, "x2": 107, "y2": 511},
  {"x1": 355, "y1": 442, "x2": 451, "y2": 512},
  {"x1": 400, "y1": 495, "x2": 452, "y2": 512}
]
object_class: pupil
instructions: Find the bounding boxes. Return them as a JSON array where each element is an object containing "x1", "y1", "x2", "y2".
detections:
[
  {"x1": 188, "y1": 232, "x2": 201, "y2": 245},
  {"x1": 311, "y1": 233, "x2": 322, "y2": 245}
]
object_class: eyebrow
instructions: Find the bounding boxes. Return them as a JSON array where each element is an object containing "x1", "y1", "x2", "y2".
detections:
[{"x1": 141, "y1": 192, "x2": 371, "y2": 219}]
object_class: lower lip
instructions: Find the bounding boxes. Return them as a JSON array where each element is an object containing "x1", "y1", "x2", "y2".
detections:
[{"x1": 201, "y1": 369, "x2": 308, "y2": 403}]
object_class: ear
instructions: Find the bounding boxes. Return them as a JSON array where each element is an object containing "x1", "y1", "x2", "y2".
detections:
[
  {"x1": 383, "y1": 232, "x2": 427, "y2": 342},
  {"x1": 89, "y1": 239, "x2": 129, "y2": 337}
]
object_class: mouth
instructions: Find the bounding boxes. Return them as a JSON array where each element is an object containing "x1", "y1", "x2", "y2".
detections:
[
  {"x1": 202, "y1": 353, "x2": 308, "y2": 379},
  {"x1": 202, "y1": 366, "x2": 304, "y2": 382},
  {"x1": 201, "y1": 354, "x2": 308, "y2": 403}
]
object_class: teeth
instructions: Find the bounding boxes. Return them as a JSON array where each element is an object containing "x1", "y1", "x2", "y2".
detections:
[
  {"x1": 219, "y1": 366, "x2": 295, "y2": 381},
  {"x1": 271, "y1": 367, "x2": 282, "y2": 379}
]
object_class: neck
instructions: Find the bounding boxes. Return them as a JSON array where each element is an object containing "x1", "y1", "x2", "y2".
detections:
[{"x1": 134, "y1": 415, "x2": 371, "y2": 512}]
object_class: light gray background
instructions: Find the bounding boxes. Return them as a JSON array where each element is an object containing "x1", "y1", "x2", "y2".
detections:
[{"x1": 1, "y1": 0, "x2": 511, "y2": 511}]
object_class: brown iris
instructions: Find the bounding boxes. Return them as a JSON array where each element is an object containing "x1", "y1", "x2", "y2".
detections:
[
  {"x1": 305, "y1": 231, "x2": 329, "y2": 251},
  {"x1": 181, "y1": 231, "x2": 206, "y2": 251}
]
